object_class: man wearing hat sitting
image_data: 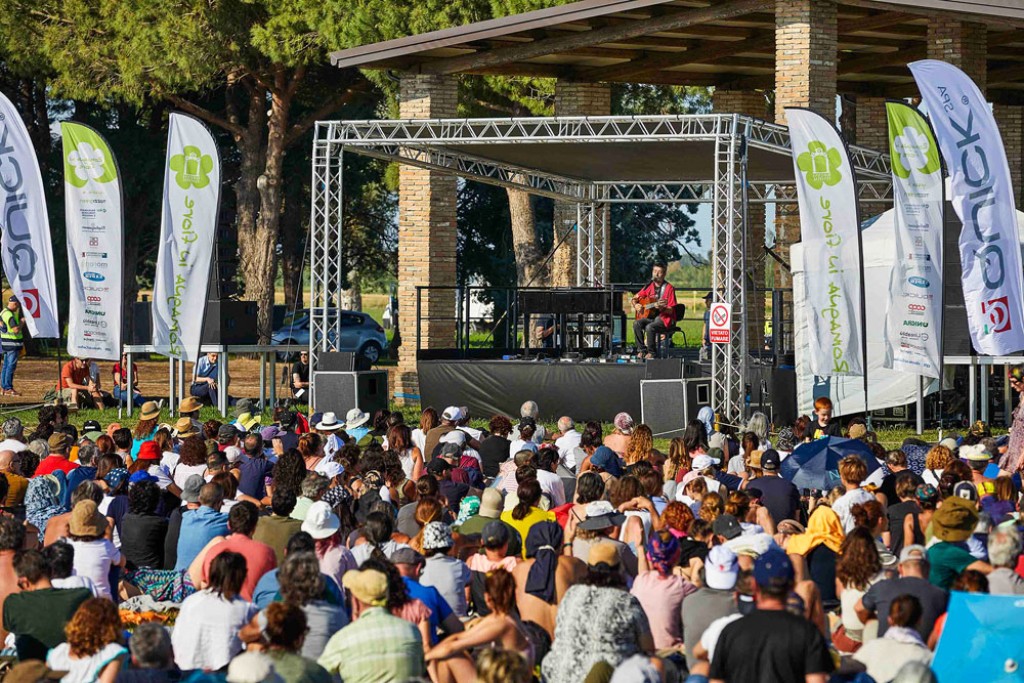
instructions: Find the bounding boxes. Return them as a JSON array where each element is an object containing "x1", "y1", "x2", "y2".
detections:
[
  {"x1": 318, "y1": 568, "x2": 425, "y2": 682},
  {"x1": 34, "y1": 433, "x2": 78, "y2": 477},
  {"x1": 708, "y1": 548, "x2": 834, "y2": 682},
  {"x1": 960, "y1": 444, "x2": 997, "y2": 497},
  {"x1": 424, "y1": 407, "x2": 461, "y2": 464},
  {"x1": 179, "y1": 396, "x2": 204, "y2": 432},
  {"x1": 926, "y1": 495, "x2": 993, "y2": 590}
]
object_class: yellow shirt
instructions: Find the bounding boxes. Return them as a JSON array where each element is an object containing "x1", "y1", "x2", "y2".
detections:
[{"x1": 500, "y1": 507, "x2": 556, "y2": 558}]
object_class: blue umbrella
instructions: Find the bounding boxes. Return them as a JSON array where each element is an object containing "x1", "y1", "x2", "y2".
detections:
[
  {"x1": 933, "y1": 592, "x2": 1024, "y2": 682},
  {"x1": 779, "y1": 437, "x2": 880, "y2": 491}
]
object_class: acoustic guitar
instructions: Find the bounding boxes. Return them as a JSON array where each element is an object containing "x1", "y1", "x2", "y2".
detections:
[{"x1": 633, "y1": 295, "x2": 661, "y2": 320}]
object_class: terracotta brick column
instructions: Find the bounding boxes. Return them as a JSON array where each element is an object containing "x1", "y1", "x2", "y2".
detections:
[
  {"x1": 551, "y1": 81, "x2": 611, "y2": 287},
  {"x1": 928, "y1": 19, "x2": 987, "y2": 93},
  {"x1": 774, "y1": 0, "x2": 837, "y2": 357},
  {"x1": 395, "y1": 75, "x2": 458, "y2": 404},
  {"x1": 994, "y1": 104, "x2": 1023, "y2": 205},
  {"x1": 854, "y1": 96, "x2": 888, "y2": 152},
  {"x1": 713, "y1": 89, "x2": 769, "y2": 353}
]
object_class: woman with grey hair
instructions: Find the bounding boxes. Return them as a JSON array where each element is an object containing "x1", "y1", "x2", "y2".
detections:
[
  {"x1": 240, "y1": 551, "x2": 348, "y2": 659},
  {"x1": 746, "y1": 412, "x2": 772, "y2": 450},
  {"x1": 986, "y1": 525, "x2": 1024, "y2": 594}
]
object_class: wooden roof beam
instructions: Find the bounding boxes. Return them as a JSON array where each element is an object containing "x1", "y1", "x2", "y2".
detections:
[
  {"x1": 575, "y1": 32, "x2": 773, "y2": 81},
  {"x1": 839, "y1": 44, "x2": 927, "y2": 75},
  {"x1": 418, "y1": 0, "x2": 772, "y2": 75},
  {"x1": 838, "y1": 11, "x2": 916, "y2": 34}
]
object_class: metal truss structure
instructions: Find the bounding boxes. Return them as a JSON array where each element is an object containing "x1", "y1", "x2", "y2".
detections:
[{"x1": 311, "y1": 113, "x2": 892, "y2": 419}]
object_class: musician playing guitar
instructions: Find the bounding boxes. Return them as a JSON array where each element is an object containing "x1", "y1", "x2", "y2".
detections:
[{"x1": 630, "y1": 261, "x2": 678, "y2": 359}]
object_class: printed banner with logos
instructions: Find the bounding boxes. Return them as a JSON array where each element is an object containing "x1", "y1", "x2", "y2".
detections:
[
  {"x1": 152, "y1": 113, "x2": 220, "y2": 362},
  {"x1": 910, "y1": 59, "x2": 1024, "y2": 355},
  {"x1": 881, "y1": 102, "x2": 944, "y2": 378},
  {"x1": 786, "y1": 108, "x2": 865, "y2": 376},
  {"x1": 0, "y1": 92, "x2": 59, "y2": 337},
  {"x1": 61, "y1": 122, "x2": 122, "y2": 360}
]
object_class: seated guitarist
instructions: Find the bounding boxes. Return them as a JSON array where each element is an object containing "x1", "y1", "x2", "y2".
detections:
[{"x1": 630, "y1": 261, "x2": 677, "y2": 359}]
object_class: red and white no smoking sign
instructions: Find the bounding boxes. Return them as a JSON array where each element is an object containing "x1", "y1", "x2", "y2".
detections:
[{"x1": 709, "y1": 302, "x2": 732, "y2": 344}]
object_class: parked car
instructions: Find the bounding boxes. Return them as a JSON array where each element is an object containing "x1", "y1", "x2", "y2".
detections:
[{"x1": 271, "y1": 309, "x2": 388, "y2": 363}]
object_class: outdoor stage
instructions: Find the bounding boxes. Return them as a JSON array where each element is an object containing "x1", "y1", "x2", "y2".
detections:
[{"x1": 418, "y1": 358, "x2": 648, "y2": 422}]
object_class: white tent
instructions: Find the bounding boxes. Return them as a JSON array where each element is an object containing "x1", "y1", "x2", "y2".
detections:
[{"x1": 791, "y1": 208, "x2": 1024, "y2": 417}]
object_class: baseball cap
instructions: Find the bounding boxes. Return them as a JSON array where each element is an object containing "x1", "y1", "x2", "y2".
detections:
[
  {"x1": 704, "y1": 545, "x2": 739, "y2": 590},
  {"x1": 481, "y1": 520, "x2": 510, "y2": 549},
  {"x1": 708, "y1": 432, "x2": 727, "y2": 450},
  {"x1": 1, "y1": 417, "x2": 21, "y2": 438},
  {"x1": 441, "y1": 406, "x2": 463, "y2": 422},
  {"x1": 938, "y1": 437, "x2": 959, "y2": 453},
  {"x1": 390, "y1": 547, "x2": 424, "y2": 566},
  {"x1": 181, "y1": 474, "x2": 205, "y2": 503},
  {"x1": 441, "y1": 430, "x2": 467, "y2": 445},
  {"x1": 82, "y1": 419, "x2": 101, "y2": 433},
  {"x1": 899, "y1": 544, "x2": 927, "y2": 564},
  {"x1": 953, "y1": 480, "x2": 980, "y2": 502},
  {"x1": 692, "y1": 454, "x2": 715, "y2": 471},
  {"x1": 761, "y1": 449, "x2": 781, "y2": 470},
  {"x1": 128, "y1": 470, "x2": 158, "y2": 485},
  {"x1": 439, "y1": 442, "x2": 463, "y2": 459},
  {"x1": 479, "y1": 488, "x2": 503, "y2": 518},
  {"x1": 713, "y1": 513, "x2": 742, "y2": 540},
  {"x1": 427, "y1": 458, "x2": 452, "y2": 476},
  {"x1": 754, "y1": 548, "x2": 794, "y2": 587},
  {"x1": 47, "y1": 433, "x2": 70, "y2": 452},
  {"x1": 217, "y1": 424, "x2": 240, "y2": 440},
  {"x1": 960, "y1": 444, "x2": 991, "y2": 462}
]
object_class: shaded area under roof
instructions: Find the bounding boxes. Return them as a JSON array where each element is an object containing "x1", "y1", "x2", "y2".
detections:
[{"x1": 330, "y1": 0, "x2": 1024, "y2": 102}]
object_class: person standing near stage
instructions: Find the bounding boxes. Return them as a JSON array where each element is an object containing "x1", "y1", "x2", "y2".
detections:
[
  {"x1": 631, "y1": 261, "x2": 677, "y2": 360},
  {"x1": 291, "y1": 351, "x2": 310, "y2": 402},
  {"x1": 0, "y1": 296, "x2": 23, "y2": 397}
]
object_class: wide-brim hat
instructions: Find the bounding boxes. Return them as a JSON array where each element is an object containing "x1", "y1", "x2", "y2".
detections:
[
  {"x1": 933, "y1": 496, "x2": 979, "y2": 543},
  {"x1": 301, "y1": 501, "x2": 341, "y2": 539},
  {"x1": 70, "y1": 500, "x2": 108, "y2": 537},
  {"x1": 139, "y1": 401, "x2": 161, "y2": 421},
  {"x1": 316, "y1": 412, "x2": 344, "y2": 431},
  {"x1": 179, "y1": 396, "x2": 203, "y2": 413},
  {"x1": 342, "y1": 408, "x2": 369, "y2": 430},
  {"x1": 579, "y1": 500, "x2": 626, "y2": 530},
  {"x1": 174, "y1": 417, "x2": 199, "y2": 438}
]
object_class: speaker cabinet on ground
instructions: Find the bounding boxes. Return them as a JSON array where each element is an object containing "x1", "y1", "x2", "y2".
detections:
[
  {"x1": 640, "y1": 378, "x2": 711, "y2": 438},
  {"x1": 645, "y1": 359, "x2": 707, "y2": 380},
  {"x1": 318, "y1": 351, "x2": 371, "y2": 372},
  {"x1": 312, "y1": 370, "x2": 388, "y2": 415}
]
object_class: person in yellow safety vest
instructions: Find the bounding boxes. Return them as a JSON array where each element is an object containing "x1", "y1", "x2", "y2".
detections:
[{"x1": 0, "y1": 296, "x2": 23, "y2": 396}]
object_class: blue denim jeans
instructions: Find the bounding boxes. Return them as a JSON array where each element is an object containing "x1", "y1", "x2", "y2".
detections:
[
  {"x1": 113, "y1": 386, "x2": 145, "y2": 407},
  {"x1": 0, "y1": 348, "x2": 18, "y2": 391}
]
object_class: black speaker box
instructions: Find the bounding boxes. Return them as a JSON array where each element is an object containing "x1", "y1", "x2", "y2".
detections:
[
  {"x1": 645, "y1": 358, "x2": 706, "y2": 380},
  {"x1": 640, "y1": 378, "x2": 712, "y2": 438},
  {"x1": 128, "y1": 300, "x2": 259, "y2": 346},
  {"x1": 311, "y1": 370, "x2": 388, "y2": 415},
  {"x1": 319, "y1": 351, "x2": 371, "y2": 372}
]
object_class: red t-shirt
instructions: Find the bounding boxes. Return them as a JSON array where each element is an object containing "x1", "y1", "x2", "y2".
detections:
[
  {"x1": 34, "y1": 455, "x2": 79, "y2": 477},
  {"x1": 202, "y1": 534, "x2": 277, "y2": 601},
  {"x1": 636, "y1": 281, "x2": 678, "y2": 327}
]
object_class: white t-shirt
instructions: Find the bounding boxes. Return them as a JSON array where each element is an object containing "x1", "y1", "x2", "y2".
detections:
[
  {"x1": 52, "y1": 575, "x2": 101, "y2": 597},
  {"x1": 555, "y1": 430, "x2": 582, "y2": 469},
  {"x1": 161, "y1": 450, "x2": 180, "y2": 471},
  {"x1": 508, "y1": 439, "x2": 538, "y2": 459},
  {"x1": 0, "y1": 438, "x2": 24, "y2": 453},
  {"x1": 535, "y1": 468, "x2": 566, "y2": 507},
  {"x1": 172, "y1": 590, "x2": 257, "y2": 671},
  {"x1": 48, "y1": 641, "x2": 127, "y2": 683},
  {"x1": 172, "y1": 463, "x2": 207, "y2": 490},
  {"x1": 411, "y1": 428, "x2": 427, "y2": 454},
  {"x1": 832, "y1": 487, "x2": 876, "y2": 532},
  {"x1": 727, "y1": 455, "x2": 746, "y2": 475},
  {"x1": 68, "y1": 538, "x2": 121, "y2": 599}
]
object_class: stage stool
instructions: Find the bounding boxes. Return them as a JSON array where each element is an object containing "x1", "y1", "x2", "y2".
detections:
[{"x1": 654, "y1": 303, "x2": 687, "y2": 358}]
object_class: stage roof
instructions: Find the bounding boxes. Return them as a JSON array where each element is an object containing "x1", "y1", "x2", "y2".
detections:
[
  {"x1": 318, "y1": 114, "x2": 892, "y2": 203},
  {"x1": 330, "y1": 0, "x2": 1024, "y2": 102}
]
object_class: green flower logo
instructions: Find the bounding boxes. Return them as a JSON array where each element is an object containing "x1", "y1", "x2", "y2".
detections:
[
  {"x1": 796, "y1": 140, "x2": 843, "y2": 190},
  {"x1": 890, "y1": 124, "x2": 942, "y2": 180},
  {"x1": 169, "y1": 145, "x2": 213, "y2": 190}
]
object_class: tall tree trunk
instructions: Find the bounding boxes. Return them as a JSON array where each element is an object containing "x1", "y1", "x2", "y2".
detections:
[
  {"x1": 279, "y1": 196, "x2": 305, "y2": 315},
  {"x1": 507, "y1": 177, "x2": 546, "y2": 287},
  {"x1": 243, "y1": 70, "x2": 295, "y2": 343}
]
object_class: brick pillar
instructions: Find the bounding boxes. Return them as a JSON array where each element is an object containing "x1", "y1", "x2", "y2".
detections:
[
  {"x1": 713, "y1": 89, "x2": 769, "y2": 353},
  {"x1": 552, "y1": 81, "x2": 611, "y2": 286},
  {"x1": 928, "y1": 19, "x2": 987, "y2": 93},
  {"x1": 994, "y1": 104, "x2": 1023, "y2": 205},
  {"x1": 854, "y1": 96, "x2": 888, "y2": 152},
  {"x1": 395, "y1": 75, "x2": 458, "y2": 404},
  {"x1": 774, "y1": 0, "x2": 837, "y2": 357}
]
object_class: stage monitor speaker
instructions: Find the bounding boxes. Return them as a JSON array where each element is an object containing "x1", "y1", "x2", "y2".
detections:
[
  {"x1": 645, "y1": 359, "x2": 706, "y2": 380},
  {"x1": 311, "y1": 370, "x2": 388, "y2": 415},
  {"x1": 319, "y1": 351, "x2": 371, "y2": 372},
  {"x1": 640, "y1": 378, "x2": 712, "y2": 439}
]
